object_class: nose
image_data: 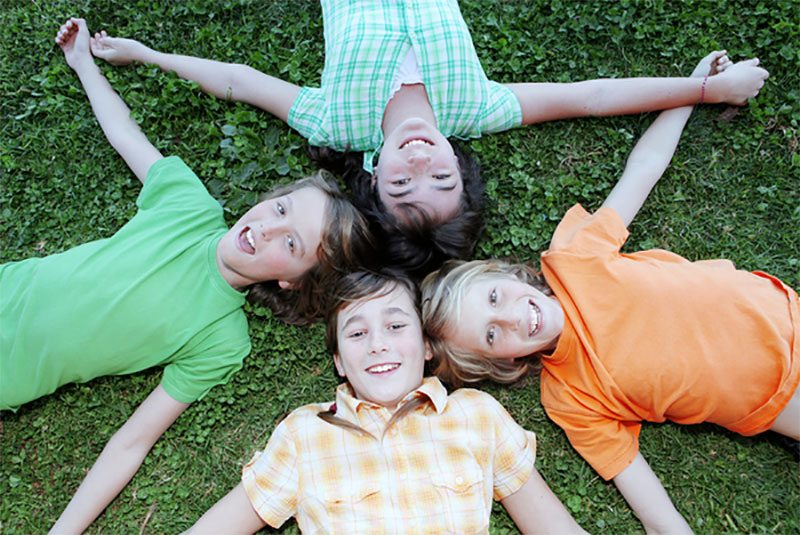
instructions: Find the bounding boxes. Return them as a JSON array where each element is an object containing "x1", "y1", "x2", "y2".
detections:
[
  {"x1": 258, "y1": 220, "x2": 284, "y2": 241},
  {"x1": 495, "y1": 307, "x2": 521, "y2": 332},
  {"x1": 407, "y1": 152, "x2": 432, "y2": 170},
  {"x1": 368, "y1": 330, "x2": 389, "y2": 355}
]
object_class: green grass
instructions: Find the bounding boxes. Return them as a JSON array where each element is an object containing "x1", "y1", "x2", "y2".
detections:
[{"x1": 1, "y1": 0, "x2": 798, "y2": 533}]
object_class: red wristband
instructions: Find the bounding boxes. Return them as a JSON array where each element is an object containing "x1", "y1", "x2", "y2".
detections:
[{"x1": 699, "y1": 75, "x2": 709, "y2": 104}]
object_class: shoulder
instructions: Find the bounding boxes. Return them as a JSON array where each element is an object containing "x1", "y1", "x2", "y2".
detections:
[
  {"x1": 546, "y1": 204, "x2": 628, "y2": 254},
  {"x1": 445, "y1": 387, "x2": 508, "y2": 415},
  {"x1": 136, "y1": 156, "x2": 219, "y2": 213}
]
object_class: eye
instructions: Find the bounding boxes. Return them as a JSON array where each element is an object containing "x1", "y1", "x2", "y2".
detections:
[
  {"x1": 489, "y1": 288, "x2": 497, "y2": 306},
  {"x1": 276, "y1": 202, "x2": 286, "y2": 215},
  {"x1": 389, "y1": 322, "x2": 407, "y2": 331},
  {"x1": 286, "y1": 235, "x2": 295, "y2": 253},
  {"x1": 433, "y1": 174, "x2": 451, "y2": 180},
  {"x1": 391, "y1": 178, "x2": 410, "y2": 186},
  {"x1": 486, "y1": 327, "x2": 495, "y2": 346},
  {"x1": 348, "y1": 329, "x2": 365, "y2": 339}
]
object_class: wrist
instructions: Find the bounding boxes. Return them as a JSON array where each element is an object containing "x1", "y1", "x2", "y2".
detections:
[
  {"x1": 702, "y1": 76, "x2": 720, "y2": 104},
  {"x1": 70, "y1": 56, "x2": 101, "y2": 76}
]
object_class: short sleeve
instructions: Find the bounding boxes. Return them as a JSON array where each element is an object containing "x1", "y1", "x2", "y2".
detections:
[
  {"x1": 241, "y1": 417, "x2": 301, "y2": 528},
  {"x1": 540, "y1": 373, "x2": 640, "y2": 480},
  {"x1": 547, "y1": 205, "x2": 629, "y2": 256},
  {"x1": 287, "y1": 88, "x2": 330, "y2": 147},
  {"x1": 477, "y1": 393, "x2": 537, "y2": 500},
  {"x1": 476, "y1": 81, "x2": 524, "y2": 134},
  {"x1": 137, "y1": 156, "x2": 220, "y2": 214},
  {"x1": 160, "y1": 310, "x2": 250, "y2": 403}
]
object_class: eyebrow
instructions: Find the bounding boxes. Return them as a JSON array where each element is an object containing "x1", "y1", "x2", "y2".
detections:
[
  {"x1": 284, "y1": 195, "x2": 306, "y2": 258},
  {"x1": 340, "y1": 306, "x2": 412, "y2": 332},
  {"x1": 387, "y1": 183, "x2": 457, "y2": 199}
]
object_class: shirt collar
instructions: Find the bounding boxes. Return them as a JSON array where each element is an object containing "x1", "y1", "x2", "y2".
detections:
[{"x1": 333, "y1": 376, "x2": 449, "y2": 422}]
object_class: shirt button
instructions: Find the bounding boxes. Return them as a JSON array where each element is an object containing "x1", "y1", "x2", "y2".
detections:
[{"x1": 455, "y1": 476, "x2": 464, "y2": 485}]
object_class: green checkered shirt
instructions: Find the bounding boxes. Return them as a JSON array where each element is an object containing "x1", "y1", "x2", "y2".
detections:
[{"x1": 287, "y1": 0, "x2": 522, "y2": 172}]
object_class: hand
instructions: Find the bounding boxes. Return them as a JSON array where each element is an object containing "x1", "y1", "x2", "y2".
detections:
[
  {"x1": 90, "y1": 32, "x2": 143, "y2": 66},
  {"x1": 691, "y1": 50, "x2": 731, "y2": 78},
  {"x1": 706, "y1": 54, "x2": 769, "y2": 105},
  {"x1": 55, "y1": 18, "x2": 94, "y2": 71}
]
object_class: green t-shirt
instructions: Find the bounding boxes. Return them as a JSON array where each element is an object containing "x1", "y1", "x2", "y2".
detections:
[{"x1": 1, "y1": 156, "x2": 250, "y2": 410}]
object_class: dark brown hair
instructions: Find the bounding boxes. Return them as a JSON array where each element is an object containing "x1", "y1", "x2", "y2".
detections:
[{"x1": 308, "y1": 141, "x2": 484, "y2": 280}]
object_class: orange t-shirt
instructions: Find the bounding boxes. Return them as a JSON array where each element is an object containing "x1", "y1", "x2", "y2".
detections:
[{"x1": 539, "y1": 205, "x2": 800, "y2": 480}]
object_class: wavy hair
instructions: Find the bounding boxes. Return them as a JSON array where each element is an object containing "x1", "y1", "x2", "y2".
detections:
[
  {"x1": 421, "y1": 259, "x2": 551, "y2": 387},
  {"x1": 247, "y1": 172, "x2": 374, "y2": 326}
]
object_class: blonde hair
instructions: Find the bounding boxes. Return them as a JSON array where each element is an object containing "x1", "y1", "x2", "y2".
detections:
[{"x1": 421, "y1": 259, "x2": 551, "y2": 387}]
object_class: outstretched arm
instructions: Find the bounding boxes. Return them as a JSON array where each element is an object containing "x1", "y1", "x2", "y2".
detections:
[
  {"x1": 49, "y1": 384, "x2": 190, "y2": 534},
  {"x1": 501, "y1": 465, "x2": 589, "y2": 535},
  {"x1": 613, "y1": 452, "x2": 692, "y2": 535},
  {"x1": 601, "y1": 50, "x2": 730, "y2": 227},
  {"x1": 507, "y1": 54, "x2": 767, "y2": 125},
  {"x1": 183, "y1": 483, "x2": 267, "y2": 535},
  {"x1": 55, "y1": 18, "x2": 162, "y2": 183},
  {"x1": 90, "y1": 32, "x2": 300, "y2": 123}
]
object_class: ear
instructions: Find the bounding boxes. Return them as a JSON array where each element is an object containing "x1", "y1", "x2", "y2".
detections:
[
  {"x1": 333, "y1": 353, "x2": 347, "y2": 377},
  {"x1": 278, "y1": 279, "x2": 298, "y2": 290},
  {"x1": 424, "y1": 340, "x2": 434, "y2": 362},
  {"x1": 370, "y1": 172, "x2": 378, "y2": 187}
]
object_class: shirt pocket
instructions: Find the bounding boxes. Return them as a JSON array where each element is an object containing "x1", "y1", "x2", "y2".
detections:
[
  {"x1": 429, "y1": 459, "x2": 490, "y2": 534},
  {"x1": 301, "y1": 478, "x2": 382, "y2": 535}
]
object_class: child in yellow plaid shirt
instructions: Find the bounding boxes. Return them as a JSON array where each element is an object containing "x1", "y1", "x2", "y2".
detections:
[{"x1": 185, "y1": 271, "x2": 588, "y2": 534}]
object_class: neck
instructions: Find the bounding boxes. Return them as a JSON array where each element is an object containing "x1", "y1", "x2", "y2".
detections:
[{"x1": 382, "y1": 83, "x2": 437, "y2": 135}]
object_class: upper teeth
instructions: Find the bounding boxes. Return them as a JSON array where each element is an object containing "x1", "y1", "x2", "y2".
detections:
[
  {"x1": 369, "y1": 363, "x2": 399, "y2": 373},
  {"x1": 529, "y1": 301, "x2": 541, "y2": 336},
  {"x1": 245, "y1": 229, "x2": 255, "y2": 250},
  {"x1": 401, "y1": 139, "x2": 431, "y2": 149}
]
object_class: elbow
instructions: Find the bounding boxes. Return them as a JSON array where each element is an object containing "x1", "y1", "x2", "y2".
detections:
[{"x1": 225, "y1": 63, "x2": 256, "y2": 101}]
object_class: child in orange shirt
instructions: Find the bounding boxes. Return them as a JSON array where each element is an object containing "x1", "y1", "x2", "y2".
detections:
[
  {"x1": 184, "y1": 270, "x2": 588, "y2": 535},
  {"x1": 421, "y1": 51, "x2": 798, "y2": 534}
]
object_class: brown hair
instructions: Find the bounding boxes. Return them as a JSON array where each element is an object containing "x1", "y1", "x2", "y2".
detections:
[
  {"x1": 421, "y1": 259, "x2": 551, "y2": 387},
  {"x1": 247, "y1": 172, "x2": 374, "y2": 326},
  {"x1": 318, "y1": 270, "x2": 427, "y2": 437}
]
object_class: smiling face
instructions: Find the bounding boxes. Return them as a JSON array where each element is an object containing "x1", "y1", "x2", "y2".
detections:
[
  {"x1": 334, "y1": 284, "x2": 432, "y2": 411},
  {"x1": 446, "y1": 276, "x2": 564, "y2": 360},
  {"x1": 374, "y1": 118, "x2": 463, "y2": 222},
  {"x1": 216, "y1": 186, "x2": 328, "y2": 290}
]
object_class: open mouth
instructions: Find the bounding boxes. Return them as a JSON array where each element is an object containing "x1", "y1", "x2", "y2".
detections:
[
  {"x1": 528, "y1": 300, "x2": 542, "y2": 337},
  {"x1": 400, "y1": 137, "x2": 433, "y2": 150},
  {"x1": 238, "y1": 227, "x2": 256, "y2": 255},
  {"x1": 366, "y1": 363, "x2": 400, "y2": 374}
]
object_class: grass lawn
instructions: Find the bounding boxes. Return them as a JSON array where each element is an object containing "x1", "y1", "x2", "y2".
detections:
[{"x1": 1, "y1": 0, "x2": 798, "y2": 533}]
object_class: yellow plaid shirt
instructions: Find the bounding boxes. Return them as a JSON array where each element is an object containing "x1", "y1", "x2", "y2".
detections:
[{"x1": 242, "y1": 377, "x2": 536, "y2": 534}]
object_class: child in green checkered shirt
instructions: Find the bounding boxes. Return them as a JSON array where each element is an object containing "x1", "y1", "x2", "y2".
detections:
[{"x1": 90, "y1": 0, "x2": 767, "y2": 278}]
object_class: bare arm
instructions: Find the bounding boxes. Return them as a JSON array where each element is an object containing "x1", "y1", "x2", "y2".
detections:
[
  {"x1": 55, "y1": 18, "x2": 162, "y2": 183},
  {"x1": 49, "y1": 384, "x2": 190, "y2": 534},
  {"x1": 90, "y1": 32, "x2": 300, "y2": 123},
  {"x1": 501, "y1": 465, "x2": 589, "y2": 535},
  {"x1": 602, "y1": 50, "x2": 732, "y2": 227},
  {"x1": 508, "y1": 56, "x2": 767, "y2": 125},
  {"x1": 183, "y1": 483, "x2": 267, "y2": 535},
  {"x1": 613, "y1": 452, "x2": 692, "y2": 535}
]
